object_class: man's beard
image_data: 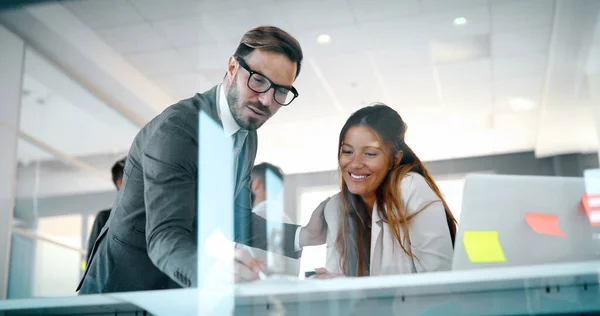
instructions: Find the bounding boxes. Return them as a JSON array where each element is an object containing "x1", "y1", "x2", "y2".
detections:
[{"x1": 226, "y1": 79, "x2": 270, "y2": 131}]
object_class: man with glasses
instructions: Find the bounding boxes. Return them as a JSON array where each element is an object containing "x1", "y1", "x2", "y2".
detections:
[{"x1": 77, "y1": 26, "x2": 329, "y2": 294}]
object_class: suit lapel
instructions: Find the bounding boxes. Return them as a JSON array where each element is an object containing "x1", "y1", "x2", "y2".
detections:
[
  {"x1": 370, "y1": 204, "x2": 384, "y2": 276},
  {"x1": 198, "y1": 85, "x2": 222, "y2": 127}
]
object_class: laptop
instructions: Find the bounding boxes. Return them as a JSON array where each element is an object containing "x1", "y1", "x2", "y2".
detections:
[{"x1": 452, "y1": 174, "x2": 600, "y2": 270}]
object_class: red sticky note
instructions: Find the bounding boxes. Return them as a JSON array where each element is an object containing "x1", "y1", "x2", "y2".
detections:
[
  {"x1": 525, "y1": 213, "x2": 567, "y2": 237},
  {"x1": 581, "y1": 194, "x2": 600, "y2": 226}
]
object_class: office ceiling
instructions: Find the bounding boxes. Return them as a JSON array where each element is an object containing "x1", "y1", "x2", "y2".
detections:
[{"x1": 1, "y1": 0, "x2": 599, "y2": 178}]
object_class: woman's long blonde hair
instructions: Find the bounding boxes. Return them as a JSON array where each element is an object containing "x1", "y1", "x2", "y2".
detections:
[{"x1": 336, "y1": 104, "x2": 457, "y2": 276}]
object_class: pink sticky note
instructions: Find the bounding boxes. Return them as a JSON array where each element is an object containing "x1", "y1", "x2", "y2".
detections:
[
  {"x1": 581, "y1": 194, "x2": 600, "y2": 226},
  {"x1": 525, "y1": 213, "x2": 567, "y2": 237}
]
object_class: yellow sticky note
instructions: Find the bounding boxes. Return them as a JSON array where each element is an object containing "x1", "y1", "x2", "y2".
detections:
[
  {"x1": 463, "y1": 231, "x2": 506, "y2": 263},
  {"x1": 80, "y1": 260, "x2": 86, "y2": 271}
]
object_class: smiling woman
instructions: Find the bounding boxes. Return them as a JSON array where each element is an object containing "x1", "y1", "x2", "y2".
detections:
[{"x1": 314, "y1": 104, "x2": 458, "y2": 278}]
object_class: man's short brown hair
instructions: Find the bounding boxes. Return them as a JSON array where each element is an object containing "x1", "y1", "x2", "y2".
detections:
[{"x1": 234, "y1": 26, "x2": 303, "y2": 78}]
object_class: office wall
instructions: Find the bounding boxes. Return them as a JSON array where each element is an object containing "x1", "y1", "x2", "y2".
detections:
[{"x1": 0, "y1": 24, "x2": 24, "y2": 300}]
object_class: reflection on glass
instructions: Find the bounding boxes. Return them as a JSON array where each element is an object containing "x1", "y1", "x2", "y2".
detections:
[
  {"x1": 264, "y1": 167, "x2": 285, "y2": 274},
  {"x1": 197, "y1": 109, "x2": 234, "y2": 314},
  {"x1": 19, "y1": 48, "x2": 138, "y2": 170},
  {"x1": 14, "y1": 138, "x2": 115, "y2": 222},
  {"x1": 8, "y1": 233, "x2": 81, "y2": 299},
  {"x1": 11, "y1": 136, "x2": 117, "y2": 299}
]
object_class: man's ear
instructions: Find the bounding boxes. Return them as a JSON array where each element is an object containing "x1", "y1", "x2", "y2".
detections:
[
  {"x1": 226, "y1": 56, "x2": 238, "y2": 82},
  {"x1": 251, "y1": 178, "x2": 261, "y2": 193},
  {"x1": 394, "y1": 150, "x2": 403, "y2": 167}
]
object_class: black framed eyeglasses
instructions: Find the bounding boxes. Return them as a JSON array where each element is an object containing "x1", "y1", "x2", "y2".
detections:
[{"x1": 235, "y1": 56, "x2": 299, "y2": 106}]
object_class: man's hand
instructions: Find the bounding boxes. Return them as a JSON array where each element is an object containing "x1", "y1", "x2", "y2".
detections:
[
  {"x1": 233, "y1": 247, "x2": 265, "y2": 283},
  {"x1": 299, "y1": 197, "x2": 331, "y2": 248},
  {"x1": 310, "y1": 267, "x2": 343, "y2": 279}
]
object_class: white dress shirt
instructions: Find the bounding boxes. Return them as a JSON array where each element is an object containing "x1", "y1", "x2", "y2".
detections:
[
  {"x1": 217, "y1": 84, "x2": 303, "y2": 253},
  {"x1": 324, "y1": 172, "x2": 454, "y2": 276},
  {"x1": 216, "y1": 84, "x2": 242, "y2": 138}
]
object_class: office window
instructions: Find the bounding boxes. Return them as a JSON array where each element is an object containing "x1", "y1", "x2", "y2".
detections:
[
  {"x1": 435, "y1": 178, "x2": 466, "y2": 224},
  {"x1": 297, "y1": 186, "x2": 339, "y2": 278}
]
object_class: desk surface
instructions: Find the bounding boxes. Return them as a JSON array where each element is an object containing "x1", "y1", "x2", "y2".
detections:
[{"x1": 0, "y1": 260, "x2": 599, "y2": 315}]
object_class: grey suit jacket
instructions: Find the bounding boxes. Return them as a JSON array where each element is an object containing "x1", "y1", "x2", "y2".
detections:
[{"x1": 77, "y1": 86, "x2": 301, "y2": 294}]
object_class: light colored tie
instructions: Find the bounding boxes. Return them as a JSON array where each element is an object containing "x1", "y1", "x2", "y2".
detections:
[{"x1": 233, "y1": 130, "x2": 247, "y2": 156}]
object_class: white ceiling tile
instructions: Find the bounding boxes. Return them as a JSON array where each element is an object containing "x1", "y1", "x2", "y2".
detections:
[
  {"x1": 430, "y1": 34, "x2": 490, "y2": 64},
  {"x1": 152, "y1": 16, "x2": 216, "y2": 48},
  {"x1": 129, "y1": 0, "x2": 203, "y2": 21},
  {"x1": 177, "y1": 45, "x2": 232, "y2": 71},
  {"x1": 199, "y1": 7, "x2": 292, "y2": 44},
  {"x1": 314, "y1": 52, "x2": 383, "y2": 114},
  {"x1": 493, "y1": 54, "x2": 547, "y2": 79},
  {"x1": 493, "y1": 76, "x2": 543, "y2": 101},
  {"x1": 386, "y1": 80, "x2": 440, "y2": 108},
  {"x1": 371, "y1": 45, "x2": 431, "y2": 70},
  {"x1": 62, "y1": 0, "x2": 144, "y2": 29},
  {"x1": 278, "y1": 0, "x2": 356, "y2": 31},
  {"x1": 491, "y1": 0, "x2": 554, "y2": 33},
  {"x1": 494, "y1": 111, "x2": 539, "y2": 129},
  {"x1": 443, "y1": 83, "x2": 493, "y2": 108},
  {"x1": 293, "y1": 24, "x2": 370, "y2": 56},
  {"x1": 419, "y1": 0, "x2": 490, "y2": 14},
  {"x1": 125, "y1": 49, "x2": 194, "y2": 76},
  {"x1": 379, "y1": 65, "x2": 440, "y2": 108},
  {"x1": 197, "y1": 0, "x2": 277, "y2": 11},
  {"x1": 96, "y1": 23, "x2": 170, "y2": 54},
  {"x1": 419, "y1": 3, "x2": 491, "y2": 35},
  {"x1": 347, "y1": 0, "x2": 420, "y2": 24},
  {"x1": 153, "y1": 73, "x2": 213, "y2": 100},
  {"x1": 436, "y1": 57, "x2": 492, "y2": 86},
  {"x1": 267, "y1": 67, "x2": 341, "y2": 124},
  {"x1": 492, "y1": 28, "x2": 551, "y2": 57}
]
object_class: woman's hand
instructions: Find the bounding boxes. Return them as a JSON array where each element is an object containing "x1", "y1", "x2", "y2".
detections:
[{"x1": 310, "y1": 267, "x2": 343, "y2": 279}]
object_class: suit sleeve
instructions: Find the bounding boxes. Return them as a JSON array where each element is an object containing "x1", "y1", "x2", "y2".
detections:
[
  {"x1": 143, "y1": 114, "x2": 198, "y2": 288},
  {"x1": 86, "y1": 210, "x2": 110, "y2": 262},
  {"x1": 234, "y1": 173, "x2": 302, "y2": 259},
  {"x1": 403, "y1": 174, "x2": 454, "y2": 272}
]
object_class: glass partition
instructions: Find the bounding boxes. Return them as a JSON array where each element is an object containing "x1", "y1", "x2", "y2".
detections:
[
  {"x1": 8, "y1": 230, "x2": 83, "y2": 299},
  {"x1": 0, "y1": 1, "x2": 598, "y2": 316}
]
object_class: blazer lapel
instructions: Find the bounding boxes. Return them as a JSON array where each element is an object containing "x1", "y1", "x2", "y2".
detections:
[
  {"x1": 370, "y1": 204, "x2": 384, "y2": 276},
  {"x1": 199, "y1": 85, "x2": 222, "y2": 127}
]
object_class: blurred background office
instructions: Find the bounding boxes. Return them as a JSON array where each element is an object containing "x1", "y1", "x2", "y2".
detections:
[{"x1": 0, "y1": 0, "x2": 599, "y2": 300}]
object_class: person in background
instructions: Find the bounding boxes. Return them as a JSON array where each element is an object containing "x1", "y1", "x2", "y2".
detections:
[
  {"x1": 85, "y1": 157, "x2": 126, "y2": 262},
  {"x1": 244, "y1": 162, "x2": 301, "y2": 276},
  {"x1": 77, "y1": 26, "x2": 328, "y2": 294},
  {"x1": 314, "y1": 104, "x2": 457, "y2": 279}
]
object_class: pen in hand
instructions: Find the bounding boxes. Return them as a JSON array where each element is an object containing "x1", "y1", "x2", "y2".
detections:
[{"x1": 235, "y1": 258, "x2": 267, "y2": 280}]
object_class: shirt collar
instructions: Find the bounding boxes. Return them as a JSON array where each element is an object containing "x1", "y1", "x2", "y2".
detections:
[
  {"x1": 218, "y1": 83, "x2": 242, "y2": 138},
  {"x1": 372, "y1": 202, "x2": 383, "y2": 225}
]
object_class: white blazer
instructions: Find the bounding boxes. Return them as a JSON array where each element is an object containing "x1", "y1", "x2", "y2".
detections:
[{"x1": 324, "y1": 172, "x2": 454, "y2": 276}]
